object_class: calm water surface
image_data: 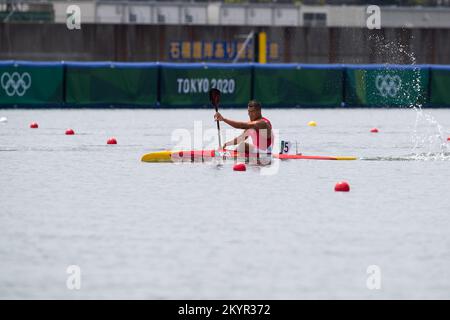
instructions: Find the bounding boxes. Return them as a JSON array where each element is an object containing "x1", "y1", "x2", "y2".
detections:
[{"x1": 0, "y1": 108, "x2": 449, "y2": 299}]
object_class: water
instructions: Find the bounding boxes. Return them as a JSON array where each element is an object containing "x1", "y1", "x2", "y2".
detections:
[{"x1": 0, "y1": 108, "x2": 449, "y2": 299}]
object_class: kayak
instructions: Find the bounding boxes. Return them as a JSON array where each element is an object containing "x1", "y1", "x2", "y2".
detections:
[{"x1": 141, "y1": 150, "x2": 357, "y2": 162}]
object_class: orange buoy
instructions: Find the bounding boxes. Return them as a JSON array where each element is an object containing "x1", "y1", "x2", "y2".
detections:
[
  {"x1": 370, "y1": 128, "x2": 379, "y2": 133},
  {"x1": 335, "y1": 181, "x2": 350, "y2": 192},
  {"x1": 65, "y1": 128, "x2": 75, "y2": 135},
  {"x1": 30, "y1": 122, "x2": 38, "y2": 129},
  {"x1": 233, "y1": 163, "x2": 246, "y2": 171},
  {"x1": 107, "y1": 137, "x2": 117, "y2": 145}
]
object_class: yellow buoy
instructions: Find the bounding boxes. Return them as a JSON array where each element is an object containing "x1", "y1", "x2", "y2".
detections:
[{"x1": 308, "y1": 121, "x2": 317, "y2": 127}]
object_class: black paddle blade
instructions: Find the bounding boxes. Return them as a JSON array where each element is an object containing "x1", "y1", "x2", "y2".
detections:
[{"x1": 209, "y1": 88, "x2": 221, "y2": 107}]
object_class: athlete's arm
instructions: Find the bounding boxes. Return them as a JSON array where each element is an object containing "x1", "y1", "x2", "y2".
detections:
[
  {"x1": 224, "y1": 118, "x2": 267, "y2": 130},
  {"x1": 223, "y1": 130, "x2": 249, "y2": 149},
  {"x1": 214, "y1": 112, "x2": 268, "y2": 130}
]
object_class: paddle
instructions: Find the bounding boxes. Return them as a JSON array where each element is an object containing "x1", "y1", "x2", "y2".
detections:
[{"x1": 209, "y1": 88, "x2": 222, "y2": 149}]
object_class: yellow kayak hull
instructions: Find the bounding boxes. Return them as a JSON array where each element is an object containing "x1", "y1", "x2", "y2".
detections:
[{"x1": 141, "y1": 151, "x2": 173, "y2": 162}]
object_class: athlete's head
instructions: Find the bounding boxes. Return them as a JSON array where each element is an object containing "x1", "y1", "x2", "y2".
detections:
[{"x1": 248, "y1": 100, "x2": 262, "y2": 121}]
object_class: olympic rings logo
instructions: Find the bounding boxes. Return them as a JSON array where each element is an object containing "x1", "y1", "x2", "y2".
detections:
[
  {"x1": 1, "y1": 72, "x2": 32, "y2": 97},
  {"x1": 375, "y1": 74, "x2": 402, "y2": 98}
]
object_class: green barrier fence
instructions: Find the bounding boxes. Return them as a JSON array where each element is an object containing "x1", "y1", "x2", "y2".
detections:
[
  {"x1": 2, "y1": 61, "x2": 450, "y2": 108},
  {"x1": 159, "y1": 63, "x2": 252, "y2": 107},
  {"x1": 253, "y1": 64, "x2": 344, "y2": 107},
  {"x1": 430, "y1": 66, "x2": 450, "y2": 107},
  {"x1": 0, "y1": 61, "x2": 64, "y2": 106},
  {"x1": 65, "y1": 62, "x2": 158, "y2": 107},
  {"x1": 345, "y1": 65, "x2": 429, "y2": 107}
]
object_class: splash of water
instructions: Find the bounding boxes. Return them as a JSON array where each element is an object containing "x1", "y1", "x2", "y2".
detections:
[
  {"x1": 361, "y1": 152, "x2": 450, "y2": 161},
  {"x1": 369, "y1": 33, "x2": 449, "y2": 160},
  {"x1": 404, "y1": 48, "x2": 449, "y2": 159}
]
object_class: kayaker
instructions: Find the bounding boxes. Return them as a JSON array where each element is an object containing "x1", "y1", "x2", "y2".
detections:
[{"x1": 214, "y1": 100, "x2": 274, "y2": 163}]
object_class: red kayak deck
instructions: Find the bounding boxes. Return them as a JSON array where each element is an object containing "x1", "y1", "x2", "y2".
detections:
[
  {"x1": 169, "y1": 150, "x2": 356, "y2": 161},
  {"x1": 141, "y1": 150, "x2": 357, "y2": 162}
]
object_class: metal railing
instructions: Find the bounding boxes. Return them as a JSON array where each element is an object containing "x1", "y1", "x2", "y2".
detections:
[
  {"x1": 2, "y1": 0, "x2": 450, "y2": 25},
  {"x1": 92, "y1": 0, "x2": 450, "y2": 6},
  {"x1": 1, "y1": 0, "x2": 450, "y2": 5}
]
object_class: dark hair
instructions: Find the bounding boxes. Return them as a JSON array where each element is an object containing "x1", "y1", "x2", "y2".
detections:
[{"x1": 248, "y1": 100, "x2": 261, "y2": 110}]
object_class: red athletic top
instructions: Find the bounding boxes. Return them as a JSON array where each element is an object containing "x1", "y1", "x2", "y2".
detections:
[{"x1": 248, "y1": 117, "x2": 273, "y2": 150}]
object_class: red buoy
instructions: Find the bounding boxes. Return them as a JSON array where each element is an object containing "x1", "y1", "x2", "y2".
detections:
[
  {"x1": 107, "y1": 137, "x2": 117, "y2": 145},
  {"x1": 370, "y1": 128, "x2": 379, "y2": 133},
  {"x1": 65, "y1": 128, "x2": 75, "y2": 135},
  {"x1": 447, "y1": 137, "x2": 450, "y2": 141},
  {"x1": 233, "y1": 163, "x2": 246, "y2": 171},
  {"x1": 335, "y1": 181, "x2": 350, "y2": 192},
  {"x1": 30, "y1": 122, "x2": 38, "y2": 129}
]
